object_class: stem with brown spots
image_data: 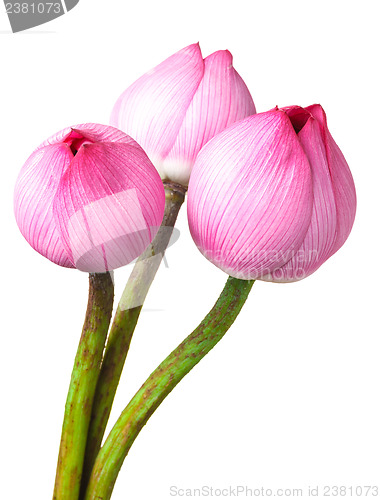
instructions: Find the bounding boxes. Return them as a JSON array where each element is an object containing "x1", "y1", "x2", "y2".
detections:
[
  {"x1": 53, "y1": 272, "x2": 114, "y2": 500},
  {"x1": 80, "y1": 181, "x2": 186, "y2": 494},
  {"x1": 83, "y1": 276, "x2": 254, "y2": 500}
]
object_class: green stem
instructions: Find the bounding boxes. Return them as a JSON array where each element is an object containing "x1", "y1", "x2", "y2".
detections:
[
  {"x1": 84, "y1": 276, "x2": 254, "y2": 500},
  {"x1": 53, "y1": 272, "x2": 114, "y2": 500},
  {"x1": 81, "y1": 181, "x2": 186, "y2": 493}
]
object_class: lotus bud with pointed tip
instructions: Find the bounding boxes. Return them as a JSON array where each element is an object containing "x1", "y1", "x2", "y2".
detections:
[
  {"x1": 110, "y1": 43, "x2": 256, "y2": 186},
  {"x1": 14, "y1": 123, "x2": 165, "y2": 273},
  {"x1": 187, "y1": 104, "x2": 356, "y2": 282}
]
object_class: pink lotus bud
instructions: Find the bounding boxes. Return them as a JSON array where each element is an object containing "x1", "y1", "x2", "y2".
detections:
[
  {"x1": 14, "y1": 124, "x2": 165, "y2": 273},
  {"x1": 110, "y1": 43, "x2": 256, "y2": 186},
  {"x1": 187, "y1": 105, "x2": 356, "y2": 282}
]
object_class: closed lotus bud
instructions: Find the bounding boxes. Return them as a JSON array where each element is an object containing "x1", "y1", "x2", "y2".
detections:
[
  {"x1": 187, "y1": 104, "x2": 356, "y2": 282},
  {"x1": 110, "y1": 43, "x2": 256, "y2": 186},
  {"x1": 14, "y1": 124, "x2": 165, "y2": 272}
]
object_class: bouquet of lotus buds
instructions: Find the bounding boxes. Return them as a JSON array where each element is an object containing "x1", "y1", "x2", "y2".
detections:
[{"x1": 14, "y1": 43, "x2": 356, "y2": 500}]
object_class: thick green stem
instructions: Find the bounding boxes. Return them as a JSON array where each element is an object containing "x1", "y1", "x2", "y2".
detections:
[
  {"x1": 81, "y1": 181, "x2": 186, "y2": 493},
  {"x1": 53, "y1": 272, "x2": 114, "y2": 500},
  {"x1": 84, "y1": 276, "x2": 254, "y2": 500}
]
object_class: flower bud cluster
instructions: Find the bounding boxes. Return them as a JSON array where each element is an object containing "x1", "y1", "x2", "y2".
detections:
[{"x1": 14, "y1": 45, "x2": 355, "y2": 280}]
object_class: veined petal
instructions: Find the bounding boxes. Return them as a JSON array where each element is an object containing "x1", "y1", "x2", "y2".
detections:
[
  {"x1": 14, "y1": 144, "x2": 74, "y2": 267},
  {"x1": 262, "y1": 116, "x2": 338, "y2": 282},
  {"x1": 163, "y1": 50, "x2": 256, "y2": 185},
  {"x1": 188, "y1": 111, "x2": 313, "y2": 280},
  {"x1": 36, "y1": 123, "x2": 135, "y2": 151},
  {"x1": 53, "y1": 142, "x2": 165, "y2": 273},
  {"x1": 110, "y1": 43, "x2": 204, "y2": 175},
  {"x1": 306, "y1": 104, "x2": 356, "y2": 254}
]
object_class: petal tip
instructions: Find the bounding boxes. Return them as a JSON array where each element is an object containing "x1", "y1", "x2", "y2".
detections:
[
  {"x1": 205, "y1": 49, "x2": 233, "y2": 67},
  {"x1": 182, "y1": 42, "x2": 202, "y2": 59}
]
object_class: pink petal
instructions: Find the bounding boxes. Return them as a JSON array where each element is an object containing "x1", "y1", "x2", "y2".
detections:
[
  {"x1": 262, "y1": 116, "x2": 338, "y2": 281},
  {"x1": 37, "y1": 123, "x2": 136, "y2": 151},
  {"x1": 163, "y1": 50, "x2": 256, "y2": 184},
  {"x1": 14, "y1": 123, "x2": 139, "y2": 268},
  {"x1": 306, "y1": 104, "x2": 356, "y2": 254},
  {"x1": 188, "y1": 110, "x2": 313, "y2": 280},
  {"x1": 53, "y1": 142, "x2": 165, "y2": 273},
  {"x1": 110, "y1": 43, "x2": 204, "y2": 176},
  {"x1": 14, "y1": 143, "x2": 75, "y2": 267}
]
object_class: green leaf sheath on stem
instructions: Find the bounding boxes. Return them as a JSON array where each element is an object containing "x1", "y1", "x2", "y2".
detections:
[
  {"x1": 84, "y1": 276, "x2": 255, "y2": 500},
  {"x1": 81, "y1": 181, "x2": 187, "y2": 491},
  {"x1": 53, "y1": 272, "x2": 114, "y2": 500}
]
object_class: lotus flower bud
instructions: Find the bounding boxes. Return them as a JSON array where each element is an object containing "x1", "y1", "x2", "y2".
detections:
[
  {"x1": 187, "y1": 104, "x2": 356, "y2": 282},
  {"x1": 110, "y1": 43, "x2": 256, "y2": 186},
  {"x1": 14, "y1": 124, "x2": 165, "y2": 272}
]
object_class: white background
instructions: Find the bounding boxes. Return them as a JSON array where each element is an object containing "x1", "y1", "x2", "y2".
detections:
[{"x1": 1, "y1": 0, "x2": 379, "y2": 498}]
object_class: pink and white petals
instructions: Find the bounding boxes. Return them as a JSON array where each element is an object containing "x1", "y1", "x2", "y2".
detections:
[
  {"x1": 14, "y1": 124, "x2": 165, "y2": 272},
  {"x1": 261, "y1": 114, "x2": 338, "y2": 281},
  {"x1": 188, "y1": 105, "x2": 356, "y2": 282},
  {"x1": 14, "y1": 143, "x2": 75, "y2": 267},
  {"x1": 53, "y1": 142, "x2": 164, "y2": 273},
  {"x1": 188, "y1": 111, "x2": 313, "y2": 280},
  {"x1": 37, "y1": 123, "x2": 137, "y2": 151},
  {"x1": 110, "y1": 43, "x2": 255, "y2": 185},
  {"x1": 110, "y1": 43, "x2": 205, "y2": 178},
  {"x1": 163, "y1": 50, "x2": 256, "y2": 185},
  {"x1": 262, "y1": 105, "x2": 356, "y2": 282},
  {"x1": 306, "y1": 105, "x2": 356, "y2": 255}
]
